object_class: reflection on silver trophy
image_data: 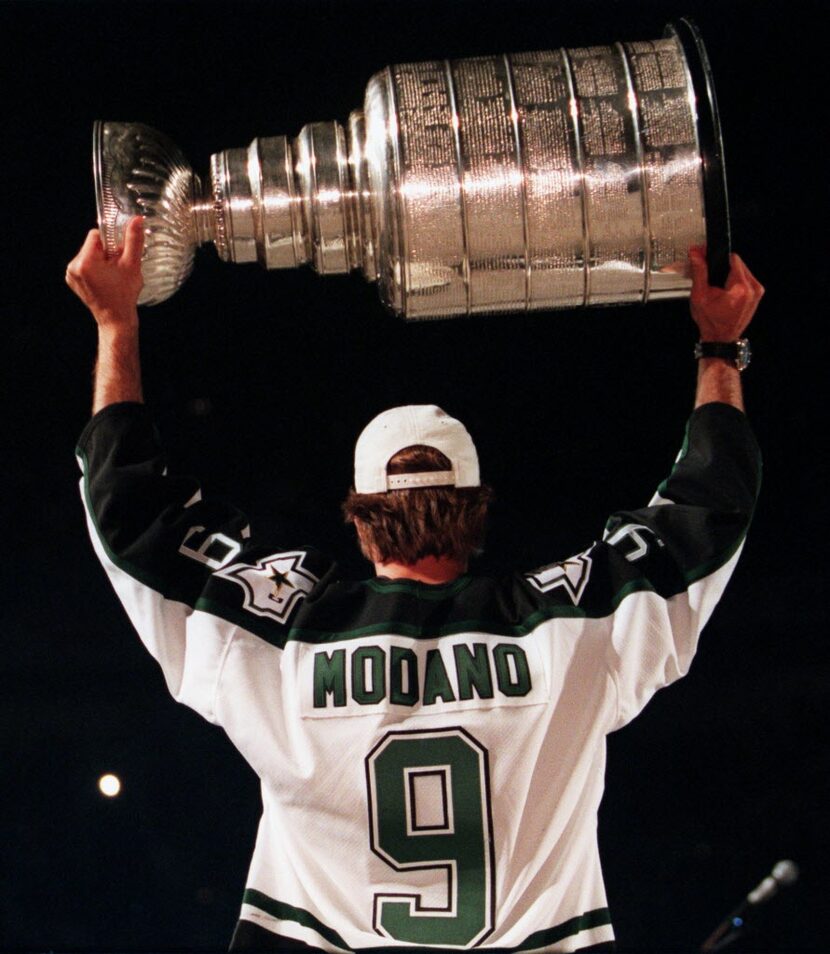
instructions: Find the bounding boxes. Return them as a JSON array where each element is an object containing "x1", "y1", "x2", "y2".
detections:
[{"x1": 93, "y1": 18, "x2": 729, "y2": 317}]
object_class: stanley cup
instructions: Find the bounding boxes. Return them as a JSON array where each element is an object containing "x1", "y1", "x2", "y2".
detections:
[{"x1": 93, "y1": 18, "x2": 730, "y2": 317}]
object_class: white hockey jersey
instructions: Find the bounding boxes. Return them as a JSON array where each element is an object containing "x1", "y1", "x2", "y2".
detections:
[{"x1": 77, "y1": 402, "x2": 760, "y2": 952}]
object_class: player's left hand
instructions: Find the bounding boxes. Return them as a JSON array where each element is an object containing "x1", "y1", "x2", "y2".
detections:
[
  {"x1": 689, "y1": 246, "x2": 764, "y2": 341},
  {"x1": 66, "y1": 216, "x2": 145, "y2": 327}
]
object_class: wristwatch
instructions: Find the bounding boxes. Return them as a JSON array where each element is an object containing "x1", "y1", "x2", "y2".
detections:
[{"x1": 694, "y1": 338, "x2": 751, "y2": 372}]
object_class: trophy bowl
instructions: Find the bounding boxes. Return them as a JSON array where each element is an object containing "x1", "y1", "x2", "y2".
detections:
[{"x1": 93, "y1": 121, "x2": 203, "y2": 306}]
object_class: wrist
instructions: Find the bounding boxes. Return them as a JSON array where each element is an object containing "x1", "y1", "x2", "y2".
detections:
[
  {"x1": 92, "y1": 315, "x2": 143, "y2": 414},
  {"x1": 95, "y1": 310, "x2": 139, "y2": 335},
  {"x1": 696, "y1": 356, "x2": 740, "y2": 371},
  {"x1": 695, "y1": 354, "x2": 744, "y2": 412}
]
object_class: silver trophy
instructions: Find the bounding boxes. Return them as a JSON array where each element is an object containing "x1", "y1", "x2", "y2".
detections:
[{"x1": 93, "y1": 18, "x2": 730, "y2": 316}]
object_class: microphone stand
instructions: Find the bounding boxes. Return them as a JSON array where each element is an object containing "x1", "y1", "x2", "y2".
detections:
[
  {"x1": 700, "y1": 904, "x2": 748, "y2": 952},
  {"x1": 699, "y1": 860, "x2": 799, "y2": 953}
]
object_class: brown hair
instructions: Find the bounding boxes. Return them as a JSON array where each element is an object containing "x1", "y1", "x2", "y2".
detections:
[{"x1": 342, "y1": 445, "x2": 493, "y2": 565}]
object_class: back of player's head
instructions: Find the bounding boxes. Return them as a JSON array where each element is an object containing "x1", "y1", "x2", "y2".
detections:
[{"x1": 343, "y1": 406, "x2": 491, "y2": 566}]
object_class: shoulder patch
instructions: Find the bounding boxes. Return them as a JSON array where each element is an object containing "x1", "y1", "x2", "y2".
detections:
[
  {"x1": 215, "y1": 551, "x2": 319, "y2": 623},
  {"x1": 524, "y1": 549, "x2": 593, "y2": 605}
]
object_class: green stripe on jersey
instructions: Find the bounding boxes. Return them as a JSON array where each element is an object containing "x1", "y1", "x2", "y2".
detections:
[
  {"x1": 242, "y1": 888, "x2": 611, "y2": 952},
  {"x1": 505, "y1": 907, "x2": 613, "y2": 951},
  {"x1": 362, "y1": 908, "x2": 613, "y2": 951},
  {"x1": 194, "y1": 594, "x2": 592, "y2": 649},
  {"x1": 242, "y1": 889, "x2": 351, "y2": 950},
  {"x1": 196, "y1": 561, "x2": 732, "y2": 649}
]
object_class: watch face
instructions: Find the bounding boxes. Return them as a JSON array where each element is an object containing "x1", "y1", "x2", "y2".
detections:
[{"x1": 736, "y1": 338, "x2": 751, "y2": 372}]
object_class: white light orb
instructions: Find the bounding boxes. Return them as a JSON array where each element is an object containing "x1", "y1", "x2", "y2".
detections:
[{"x1": 98, "y1": 773, "x2": 122, "y2": 797}]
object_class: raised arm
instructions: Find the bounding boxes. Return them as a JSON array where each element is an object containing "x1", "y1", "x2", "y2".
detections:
[
  {"x1": 689, "y1": 246, "x2": 764, "y2": 411},
  {"x1": 65, "y1": 216, "x2": 146, "y2": 413}
]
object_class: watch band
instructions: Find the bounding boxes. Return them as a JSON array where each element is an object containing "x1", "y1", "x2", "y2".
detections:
[{"x1": 694, "y1": 338, "x2": 751, "y2": 372}]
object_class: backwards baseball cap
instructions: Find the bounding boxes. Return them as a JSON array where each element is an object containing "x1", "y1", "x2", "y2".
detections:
[{"x1": 354, "y1": 405, "x2": 480, "y2": 493}]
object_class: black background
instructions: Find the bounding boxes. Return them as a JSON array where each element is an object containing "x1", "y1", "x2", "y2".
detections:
[{"x1": 3, "y1": 1, "x2": 827, "y2": 950}]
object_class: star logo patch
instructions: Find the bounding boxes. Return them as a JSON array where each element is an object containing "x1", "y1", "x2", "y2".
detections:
[{"x1": 215, "y1": 551, "x2": 319, "y2": 623}]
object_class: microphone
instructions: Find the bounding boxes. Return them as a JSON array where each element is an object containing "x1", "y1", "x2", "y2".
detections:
[{"x1": 700, "y1": 860, "x2": 800, "y2": 952}]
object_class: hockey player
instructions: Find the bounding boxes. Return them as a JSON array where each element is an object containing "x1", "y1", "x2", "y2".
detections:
[{"x1": 67, "y1": 216, "x2": 763, "y2": 952}]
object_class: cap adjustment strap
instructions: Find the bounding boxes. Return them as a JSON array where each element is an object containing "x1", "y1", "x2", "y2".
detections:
[{"x1": 385, "y1": 471, "x2": 456, "y2": 490}]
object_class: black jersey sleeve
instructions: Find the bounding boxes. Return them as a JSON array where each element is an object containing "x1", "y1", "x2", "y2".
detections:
[
  {"x1": 600, "y1": 402, "x2": 760, "y2": 593},
  {"x1": 602, "y1": 401, "x2": 760, "y2": 727},
  {"x1": 524, "y1": 402, "x2": 761, "y2": 729},
  {"x1": 77, "y1": 403, "x2": 251, "y2": 606},
  {"x1": 76, "y1": 402, "x2": 332, "y2": 719}
]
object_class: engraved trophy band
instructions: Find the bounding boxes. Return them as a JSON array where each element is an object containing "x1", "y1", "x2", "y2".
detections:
[{"x1": 93, "y1": 18, "x2": 730, "y2": 317}]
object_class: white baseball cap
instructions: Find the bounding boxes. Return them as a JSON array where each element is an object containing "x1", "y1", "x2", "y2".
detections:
[{"x1": 354, "y1": 405, "x2": 480, "y2": 493}]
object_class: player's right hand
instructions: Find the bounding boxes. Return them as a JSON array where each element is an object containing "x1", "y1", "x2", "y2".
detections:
[
  {"x1": 66, "y1": 217, "x2": 145, "y2": 326},
  {"x1": 688, "y1": 246, "x2": 764, "y2": 342}
]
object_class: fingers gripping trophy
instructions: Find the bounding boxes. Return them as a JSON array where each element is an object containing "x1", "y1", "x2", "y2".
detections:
[{"x1": 92, "y1": 18, "x2": 730, "y2": 318}]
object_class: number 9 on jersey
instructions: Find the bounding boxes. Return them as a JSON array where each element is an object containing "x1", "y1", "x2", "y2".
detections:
[{"x1": 365, "y1": 728, "x2": 496, "y2": 947}]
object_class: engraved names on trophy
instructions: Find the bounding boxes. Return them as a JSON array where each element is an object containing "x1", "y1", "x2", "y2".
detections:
[
  {"x1": 452, "y1": 55, "x2": 525, "y2": 315},
  {"x1": 394, "y1": 60, "x2": 467, "y2": 318},
  {"x1": 625, "y1": 39, "x2": 704, "y2": 299},
  {"x1": 511, "y1": 50, "x2": 584, "y2": 311}
]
